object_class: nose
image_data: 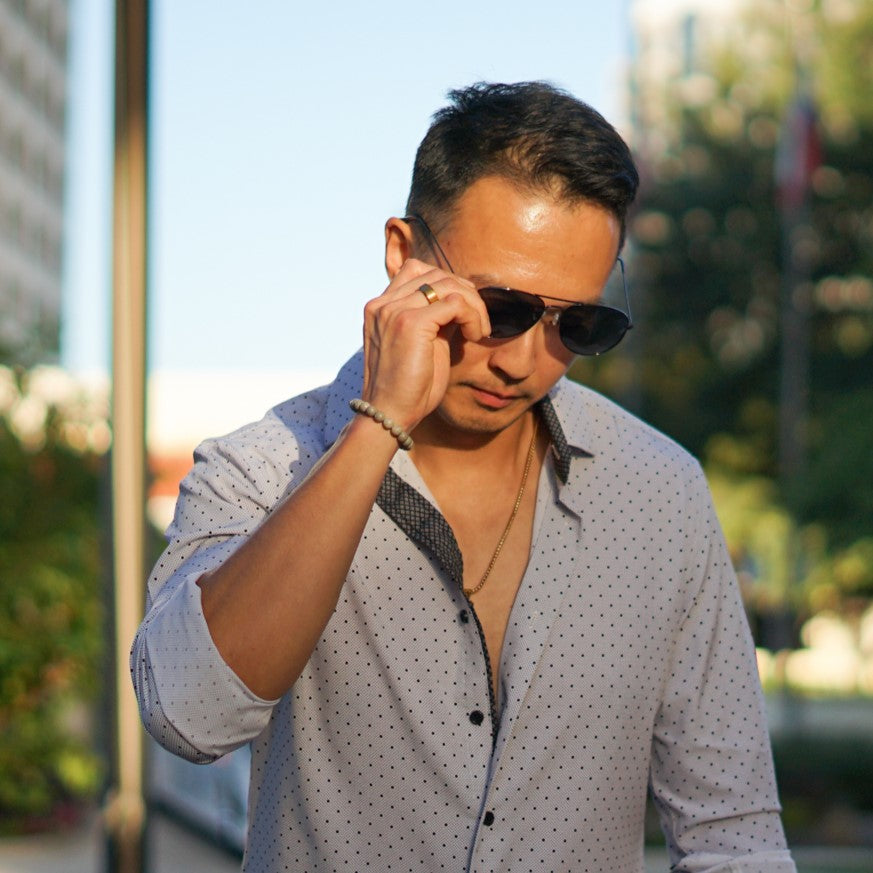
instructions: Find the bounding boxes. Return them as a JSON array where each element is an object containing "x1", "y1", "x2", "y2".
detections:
[
  {"x1": 541, "y1": 306, "x2": 562, "y2": 328},
  {"x1": 487, "y1": 319, "x2": 540, "y2": 382}
]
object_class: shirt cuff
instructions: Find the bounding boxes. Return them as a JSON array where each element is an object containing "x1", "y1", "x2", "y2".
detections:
[
  {"x1": 140, "y1": 571, "x2": 279, "y2": 759},
  {"x1": 677, "y1": 850, "x2": 796, "y2": 873}
]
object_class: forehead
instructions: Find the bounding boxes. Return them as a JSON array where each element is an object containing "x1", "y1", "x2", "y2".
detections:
[{"x1": 437, "y1": 175, "x2": 621, "y2": 299}]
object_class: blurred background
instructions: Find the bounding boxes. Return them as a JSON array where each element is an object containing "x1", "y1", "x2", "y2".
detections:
[{"x1": 0, "y1": 0, "x2": 871, "y2": 871}]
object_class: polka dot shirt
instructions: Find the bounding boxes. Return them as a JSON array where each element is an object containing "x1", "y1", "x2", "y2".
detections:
[{"x1": 131, "y1": 352, "x2": 795, "y2": 873}]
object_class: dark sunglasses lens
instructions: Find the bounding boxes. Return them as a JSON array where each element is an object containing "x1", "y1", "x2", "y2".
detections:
[
  {"x1": 479, "y1": 288, "x2": 544, "y2": 339},
  {"x1": 559, "y1": 305, "x2": 630, "y2": 355}
]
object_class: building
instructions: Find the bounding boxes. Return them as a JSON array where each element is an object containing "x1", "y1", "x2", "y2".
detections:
[
  {"x1": 0, "y1": 0, "x2": 68, "y2": 365},
  {"x1": 628, "y1": 0, "x2": 747, "y2": 156}
]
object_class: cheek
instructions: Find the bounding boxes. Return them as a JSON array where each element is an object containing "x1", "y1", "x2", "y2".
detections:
[
  {"x1": 448, "y1": 326, "x2": 503, "y2": 367},
  {"x1": 538, "y1": 358, "x2": 575, "y2": 391},
  {"x1": 542, "y1": 328, "x2": 576, "y2": 370},
  {"x1": 447, "y1": 327, "x2": 466, "y2": 366},
  {"x1": 531, "y1": 342, "x2": 576, "y2": 394}
]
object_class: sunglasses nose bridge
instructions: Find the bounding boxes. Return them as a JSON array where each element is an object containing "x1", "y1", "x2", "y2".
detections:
[{"x1": 541, "y1": 306, "x2": 563, "y2": 328}]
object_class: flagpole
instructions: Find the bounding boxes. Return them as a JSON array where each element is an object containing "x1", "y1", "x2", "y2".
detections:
[
  {"x1": 776, "y1": 89, "x2": 818, "y2": 491},
  {"x1": 772, "y1": 39, "x2": 820, "y2": 697},
  {"x1": 776, "y1": 0, "x2": 820, "y2": 493}
]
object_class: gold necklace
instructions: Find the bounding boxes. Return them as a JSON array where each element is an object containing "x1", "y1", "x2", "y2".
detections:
[{"x1": 464, "y1": 417, "x2": 538, "y2": 598}]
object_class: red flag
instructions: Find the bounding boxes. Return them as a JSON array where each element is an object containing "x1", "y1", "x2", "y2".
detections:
[{"x1": 775, "y1": 96, "x2": 822, "y2": 213}]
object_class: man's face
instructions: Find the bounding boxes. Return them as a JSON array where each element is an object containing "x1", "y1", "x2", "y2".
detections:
[{"x1": 419, "y1": 175, "x2": 622, "y2": 438}]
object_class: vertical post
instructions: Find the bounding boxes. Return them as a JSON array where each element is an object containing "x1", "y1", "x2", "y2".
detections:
[
  {"x1": 772, "y1": 52, "x2": 820, "y2": 696},
  {"x1": 776, "y1": 88, "x2": 819, "y2": 495},
  {"x1": 778, "y1": 207, "x2": 812, "y2": 489},
  {"x1": 775, "y1": 7, "x2": 820, "y2": 504},
  {"x1": 106, "y1": 1, "x2": 150, "y2": 871}
]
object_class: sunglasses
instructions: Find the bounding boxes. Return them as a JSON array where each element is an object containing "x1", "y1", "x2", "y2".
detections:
[{"x1": 405, "y1": 214, "x2": 632, "y2": 356}]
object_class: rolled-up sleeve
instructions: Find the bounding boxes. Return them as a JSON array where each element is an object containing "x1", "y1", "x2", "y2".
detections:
[
  {"x1": 132, "y1": 571, "x2": 278, "y2": 762},
  {"x1": 650, "y1": 470, "x2": 796, "y2": 873},
  {"x1": 130, "y1": 409, "x2": 323, "y2": 762}
]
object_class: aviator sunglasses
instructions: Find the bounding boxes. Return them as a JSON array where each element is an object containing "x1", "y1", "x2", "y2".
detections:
[{"x1": 406, "y1": 214, "x2": 632, "y2": 356}]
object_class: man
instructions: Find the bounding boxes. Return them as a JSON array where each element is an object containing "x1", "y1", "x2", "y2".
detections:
[{"x1": 132, "y1": 82, "x2": 795, "y2": 872}]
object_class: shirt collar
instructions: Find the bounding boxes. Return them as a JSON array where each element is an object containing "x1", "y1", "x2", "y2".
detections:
[{"x1": 537, "y1": 380, "x2": 596, "y2": 482}]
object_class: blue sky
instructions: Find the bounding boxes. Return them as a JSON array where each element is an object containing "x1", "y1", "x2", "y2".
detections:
[{"x1": 61, "y1": 0, "x2": 630, "y2": 379}]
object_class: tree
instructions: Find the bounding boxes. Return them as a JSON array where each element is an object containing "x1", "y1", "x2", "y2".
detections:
[
  {"x1": 574, "y1": 0, "x2": 873, "y2": 624},
  {"x1": 0, "y1": 367, "x2": 107, "y2": 827}
]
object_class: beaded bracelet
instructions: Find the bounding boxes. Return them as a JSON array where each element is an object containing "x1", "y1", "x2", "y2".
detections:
[{"x1": 349, "y1": 399, "x2": 414, "y2": 450}]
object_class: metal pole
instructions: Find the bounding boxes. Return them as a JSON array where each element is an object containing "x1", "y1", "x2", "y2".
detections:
[
  {"x1": 776, "y1": 19, "x2": 818, "y2": 495},
  {"x1": 106, "y1": 1, "x2": 150, "y2": 870},
  {"x1": 778, "y1": 208, "x2": 811, "y2": 490}
]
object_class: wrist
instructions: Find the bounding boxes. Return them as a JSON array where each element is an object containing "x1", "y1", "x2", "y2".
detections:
[{"x1": 348, "y1": 399, "x2": 414, "y2": 451}]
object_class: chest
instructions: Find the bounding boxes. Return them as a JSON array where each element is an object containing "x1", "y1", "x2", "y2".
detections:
[
  {"x1": 442, "y1": 473, "x2": 541, "y2": 697},
  {"x1": 339, "y1": 462, "x2": 694, "y2": 743}
]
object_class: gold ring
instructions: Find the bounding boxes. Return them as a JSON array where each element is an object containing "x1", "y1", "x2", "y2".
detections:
[{"x1": 418, "y1": 283, "x2": 439, "y2": 305}]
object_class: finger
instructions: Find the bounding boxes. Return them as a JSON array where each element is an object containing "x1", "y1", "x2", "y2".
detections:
[
  {"x1": 413, "y1": 278, "x2": 491, "y2": 339},
  {"x1": 393, "y1": 270, "x2": 491, "y2": 336},
  {"x1": 382, "y1": 259, "x2": 448, "y2": 302},
  {"x1": 377, "y1": 288, "x2": 488, "y2": 344},
  {"x1": 365, "y1": 267, "x2": 458, "y2": 334},
  {"x1": 364, "y1": 261, "x2": 450, "y2": 329},
  {"x1": 379, "y1": 259, "x2": 477, "y2": 308},
  {"x1": 365, "y1": 260, "x2": 491, "y2": 343},
  {"x1": 426, "y1": 292, "x2": 490, "y2": 342}
]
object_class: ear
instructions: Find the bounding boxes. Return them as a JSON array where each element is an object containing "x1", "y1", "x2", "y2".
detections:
[{"x1": 384, "y1": 217, "x2": 415, "y2": 279}]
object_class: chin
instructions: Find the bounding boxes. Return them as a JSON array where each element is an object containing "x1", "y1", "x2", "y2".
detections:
[{"x1": 432, "y1": 399, "x2": 529, "y2": 437}]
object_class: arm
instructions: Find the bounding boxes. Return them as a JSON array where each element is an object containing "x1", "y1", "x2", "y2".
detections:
[
  {"x1": 650, "y1": 468, "x2": 796, "y2": 872},
  {"x1": 131, "y1": 252, "x2": 489, "y2": 758},
  {"x1": 194, "y1": 256, "x2": 486, "y2": 700}
]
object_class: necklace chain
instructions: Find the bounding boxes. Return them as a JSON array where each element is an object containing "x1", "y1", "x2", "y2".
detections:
[{"x1": 463, "y1": 417, "x2": 538, "y2": 598}]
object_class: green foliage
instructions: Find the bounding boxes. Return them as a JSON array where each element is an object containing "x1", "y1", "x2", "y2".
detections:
[
  {"x1": 707, "y1": 468, "x2": 795, "y2": 607},
  {"x1": 796, "y1": 390, "x2": 873, "y2": 548},
  {"x1": 575, "y1": 0, "x2": 873, "y2": 625},
  {"x1": 627, "y1": 0, "x2": 873, "y2": 473},
  {"x1": 818, "y1": 0, "x2": 873, "y2": 129},
  {"x1": 0, "y1": 374, "x2": 105, "y2": 826},
  {"x1": 773, "y1": 733, "x2": 873, "y2": 844},
  {"x1": 705, "y1": 461, "x2": 872, "y2": 640}
]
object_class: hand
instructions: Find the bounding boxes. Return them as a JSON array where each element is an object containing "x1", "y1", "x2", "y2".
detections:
[{"x1": 361, "y1": 258, "x2": 491, "y2": 432}]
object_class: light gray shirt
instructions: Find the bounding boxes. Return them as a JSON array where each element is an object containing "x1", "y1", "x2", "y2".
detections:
[{"x1": 131, "y1": 352, "x2": 795, "y2": 872}]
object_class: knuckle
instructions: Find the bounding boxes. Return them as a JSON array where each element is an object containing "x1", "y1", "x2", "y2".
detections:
[
  {"x1": 400, "y1": 257, "x2": 427, "y2": 278},
  {"x1": 443, "y1": 290, "x2": 468, "y2": 309},
  {"x1": 393, "y1": 308, "x2": 417, "y2": 330}
]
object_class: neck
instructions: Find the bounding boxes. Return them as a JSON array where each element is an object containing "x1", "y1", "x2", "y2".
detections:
[{"x1": 410, "y1": 407, "x2": 539, "y2": 479}]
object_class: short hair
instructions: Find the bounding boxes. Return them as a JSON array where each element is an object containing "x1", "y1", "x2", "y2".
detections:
[{"x1": 406, "y1": 81, "x2": 639, "y2": 248}]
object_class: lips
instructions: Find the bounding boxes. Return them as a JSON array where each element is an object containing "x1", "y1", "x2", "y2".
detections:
[{"x1": 468, "y1": 385, "x2": 523, "y2": 409}]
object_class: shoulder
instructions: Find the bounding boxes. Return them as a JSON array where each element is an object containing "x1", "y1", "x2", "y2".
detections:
[
  {"x1": 169, "y1": 384, "x2": 328, "y2": 531},
  {"x1": 185, "y1": 351, "x2": 364, "y2": 497},
  {"x1": 205, "y1": 381, "x2": 330, "y2": 460},
  {"x1": 549, "y1": 376, "x2": 706, "y2": 489}
]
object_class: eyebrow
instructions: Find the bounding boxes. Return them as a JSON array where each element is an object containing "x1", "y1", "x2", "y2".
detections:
[
  {"x1": 469, "y1": 276, "x2": 598, "y2": 308},
  {"x1": 467, "y1": 272, "x2": 503, "y2": 286}
]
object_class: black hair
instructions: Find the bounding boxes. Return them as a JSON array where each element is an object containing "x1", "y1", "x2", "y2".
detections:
[{"x1": 406, "y1": 81, "x2": 639, "y2": 247}]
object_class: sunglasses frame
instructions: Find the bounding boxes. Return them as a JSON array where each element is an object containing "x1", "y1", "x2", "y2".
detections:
[{"x1": 404, "y1": 213, "x2": 633, "y2": 356}]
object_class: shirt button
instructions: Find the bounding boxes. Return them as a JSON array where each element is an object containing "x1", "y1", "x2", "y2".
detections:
[
  {"x1": 483, "y1": 811, "x2": 495, "y2": 826},
  {"x1": 469, "y1": 710, "x2": 484, "y2": 726},
  {"x1": 459, "y1": 609, "x2": 469, "y2": 624}
]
